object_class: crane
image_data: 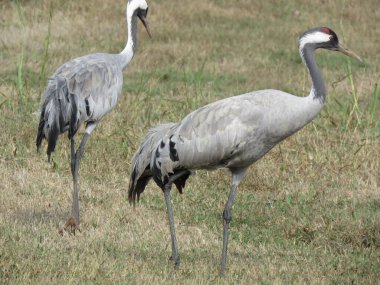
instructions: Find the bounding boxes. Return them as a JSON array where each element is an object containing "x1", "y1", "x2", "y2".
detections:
[
  {"x1": 36, "y1": 0, "x2": 151, "y2": 233},
  {"x1": 128, "y1": 27, "x2": 361, "y2": 275}
]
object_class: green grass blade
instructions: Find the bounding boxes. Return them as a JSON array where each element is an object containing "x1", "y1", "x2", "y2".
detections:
[
  {"x1": 369, "y1": 83, "x2": 379, "y2": 130},
  {"x1": 39, "y1": 0, "x2": 53, "y2": 83},
  {"x1": 14, "y1": 0, "x2": 26, "y2": 104},
  {"x1": 345, "y1": 60, "x2": 361, "y2": 130}
]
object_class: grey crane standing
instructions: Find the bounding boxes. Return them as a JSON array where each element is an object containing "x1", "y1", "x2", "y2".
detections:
[
  {"x1": 128, "y1": 27, "x2": 362, "y2": 275},
  {"x1": 36, "y1": 0, "x2": 151, "y2": 233}
]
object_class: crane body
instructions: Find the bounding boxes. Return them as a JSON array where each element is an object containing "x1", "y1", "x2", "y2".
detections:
[
  {"x1": 153, "y1": 90, "x2": 323, "y2": 175},
  {"x1": 37, "y1": 0, "x2": 151, "y2": 232},
  {"x1": 128, "y1": 27, "x2": 361, "y2": 275}
]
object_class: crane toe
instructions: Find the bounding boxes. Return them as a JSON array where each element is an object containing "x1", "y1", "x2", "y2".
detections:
[
  {"x1": 63, "y1": 216, "x2": 80, "y2": 235},
  {"x1": 168, "y1": 255, "x2": 180, "y2": 269}
]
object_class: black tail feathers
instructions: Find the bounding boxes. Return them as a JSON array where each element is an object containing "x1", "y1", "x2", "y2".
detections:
[
  {"x1": 36, "y1": 108, "x2": 45, "y2": 153},
  {"x1": 36, "y1": 77, "x2": 79, "y2": 161},
  {"x1": 128, "y1": 166, "x2": 152, "y2": 205}
]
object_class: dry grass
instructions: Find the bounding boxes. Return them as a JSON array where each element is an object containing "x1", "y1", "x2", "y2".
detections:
[{"x1": 1, "y1": 0, "x2": 379, "y2": 284}]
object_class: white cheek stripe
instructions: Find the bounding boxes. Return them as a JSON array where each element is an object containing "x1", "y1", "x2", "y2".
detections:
[
  {"x1": 299, "y1": 32, "x2": 331, "y2": 50},
  {"x1": 128, "y1": 0, "x2": 148, "y2": 16}
]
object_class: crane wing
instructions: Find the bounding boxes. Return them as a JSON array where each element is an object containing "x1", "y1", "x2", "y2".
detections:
[
  {"x1": 152, "y1": 93, "x2": 267, "y2": 182},
  {"x1": 174, "y1": 95, "x2": 265, "y2": 168},
  {"x1": 53, "y1": 54, "x2": 123, "y2": 119}
]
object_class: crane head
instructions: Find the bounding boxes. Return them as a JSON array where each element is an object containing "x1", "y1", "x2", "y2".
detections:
[
  {"x1": 137, "y1": 8, "x2": 151, "y2": 38},
  {"x1": 299, "y1": 27, "x2": 362, "y2": 62},
  {"x1": 319, "y1": 27, "x2": 362, "y2": 62},
  {"x1": 128, "y1": 0, "x2": 152, "y2": 38}
]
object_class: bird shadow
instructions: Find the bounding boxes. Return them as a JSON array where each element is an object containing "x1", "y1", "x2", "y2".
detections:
[{"x1": 11, "y1": 207, "x2": 69, "y2": 229}]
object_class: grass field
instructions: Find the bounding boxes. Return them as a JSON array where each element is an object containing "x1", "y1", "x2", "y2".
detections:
[{"x1": 1, "y1": 0, "x2": 379, "y2": 283}]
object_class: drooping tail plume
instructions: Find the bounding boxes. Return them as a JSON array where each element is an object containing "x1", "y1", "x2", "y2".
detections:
[
  {"x1": 128, "y1": 123, "x2": 175, "y2": 204},
  {"x1": 36, "y1": 77, "x2": 80, "y2": 161}
]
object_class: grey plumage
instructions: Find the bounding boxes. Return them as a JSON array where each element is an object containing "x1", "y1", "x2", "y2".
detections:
[
  {"x1": 128, "y1": 27, "x2": 361, "y2": 275},
  {"x1": 36, "y1": 0, "x2": 151, "y2": 232},
  {"x1": 153, "y1": 90, "x2": 320, "y2": 175},
  {"x1": 37, "y1": 54, "x2": 123, "y2": 160},
  {"x1": 128, "y1": 89, "x2": 323, "y2": 200},
  {"x1": 128, "y1": 123, "x2": 177, "y2": 202}
]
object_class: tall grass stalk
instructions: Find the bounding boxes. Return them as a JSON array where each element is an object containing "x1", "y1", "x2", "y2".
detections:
[
  {"x1": 192, "y1": 60, "x2": 206, "y2": 109},
  {"x1": 16, "y1": 49, "x2": 25, "y2": 104},
  {"x1": 39, "y1": 0, "x2": 53, "y2": 83},
  {"x1": 369, "y1": 83, "x2": 379, "y2": 131},
  {"x1": 14, "y1": 0, "x2": 26, "y2": 105},
  {"x1": 345, "y1": 60, "x2": 361, "y2": 130}
]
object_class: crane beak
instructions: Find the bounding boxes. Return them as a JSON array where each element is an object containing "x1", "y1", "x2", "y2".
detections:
[
  {"x1": 137, "y1": 11, "x2": 152, "y2": 38},
  {"x1": 335, "y1": 43, "x2": 362, "y2": 62}
]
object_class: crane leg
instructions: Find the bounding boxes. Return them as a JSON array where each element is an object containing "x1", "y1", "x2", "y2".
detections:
[
  {"x1": 163, "y1": 170, "x2": 189, "y2": 269},
  {"x1": 164, "y1": 184, "x2": 180, "y2": 268},
  {"x1": 64, "y1": 132, "x2": 91, "y2": 234},
  {"x1": 220, "y1": 168, "x2": 246, "y2": 276},
  {"x1": 70, "y1": 136, "x2": 76, "y2": 177}
]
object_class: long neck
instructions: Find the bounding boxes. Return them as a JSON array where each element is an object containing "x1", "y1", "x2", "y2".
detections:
[
  {"x1": 271, "y1": 44, "x2": 327, "y2": 139},
  {"x1": 301, "y1": 45, "x2": 327, "y2": 103},
  {"x1": 119, "y1": 9, "x2": 138, "y2": 70}
]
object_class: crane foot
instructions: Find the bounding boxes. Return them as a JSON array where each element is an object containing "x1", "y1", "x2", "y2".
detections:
[
  {"x1": 62, "y1": 216, "x2": 80, "y2": 235},
  {"x1": 169, "y1": 255, "x2": 180, "y2": 269}
]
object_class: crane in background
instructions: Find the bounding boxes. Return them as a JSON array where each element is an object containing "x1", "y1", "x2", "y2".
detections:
[{"x1": 37, "y1": 0, "x2": 151, "y2": 233}]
